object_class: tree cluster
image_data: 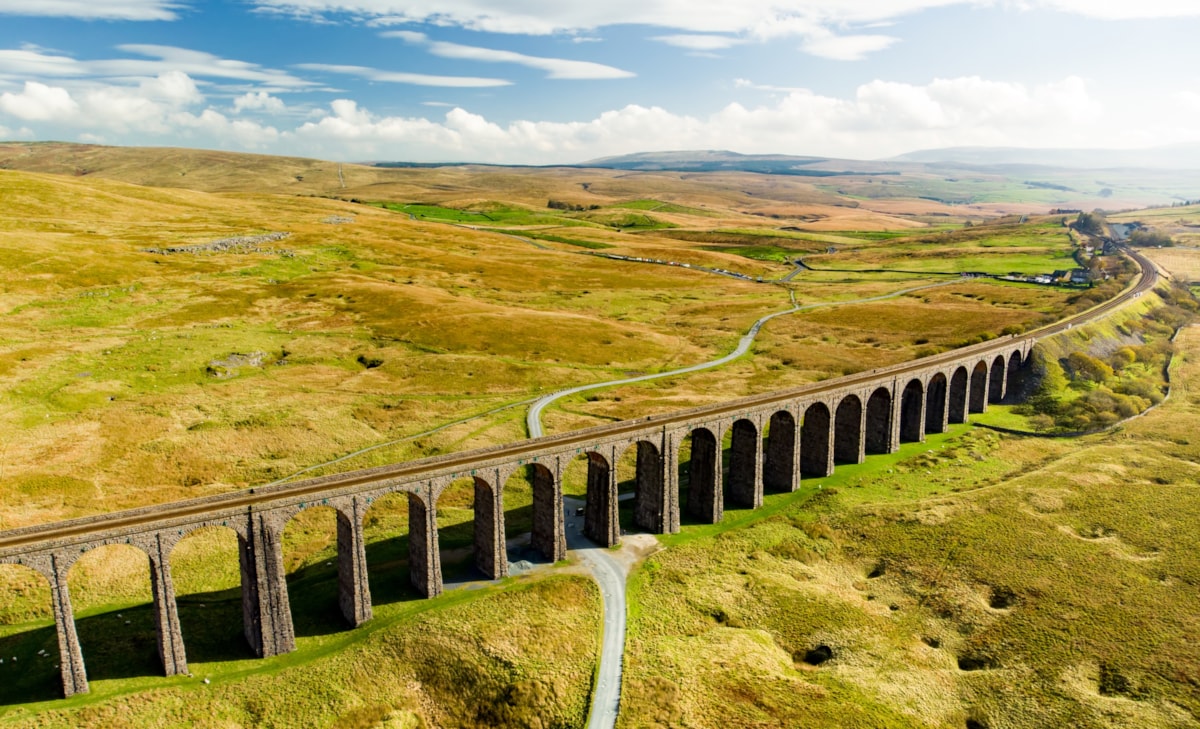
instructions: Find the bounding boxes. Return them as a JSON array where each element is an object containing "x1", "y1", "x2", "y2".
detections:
[
  {"x1": 1072, "y1": 212, "x2": 1106, "y2": 236},
  {"x1": 547, "y1": 200, "x2": 600, "y2": 211},
  {"x1": 1018, "y1": 285, "x2": 1197, "y2": 432},
  {"x1": 1128, "y1": 229, "x2": 1174, "y2": 247}
]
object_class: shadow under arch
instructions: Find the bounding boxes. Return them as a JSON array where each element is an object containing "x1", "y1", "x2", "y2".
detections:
[
  {"x1": 436, "y1": 475, "x2": 507, "y2": 584},
  {"x1": 170, "y1": 524, "x2": 255, "y2": 665},
  {"x1": 834, "y1": 394, "x2": 864, "y2": 465},
  {"x1": 1006, "y1": 350, "x2": 1025, "y2": 396},
  {"x1": 615, "y1": 438, "x2": 677, "y2": 536},
  {"x1": 66, "y1": 543, "x2": 163, "y2": 683},
  {"x1": 280, "y1": 505, "x2": 349, "y2": 639},
  {"x1": 362, "y1": 491, "x2": 434, "y2": 606},
  {"x1": 864, "y1": 387, "x2": 892, "y2": 455},
  {"x1": 682, "y1": 427, "x2": 721, "y2": 525},
  {"x1": 989, "y1": 354, "x2": 1007, "y2": 402},
  {"x1": 949, "y1": 366, "x2": 970, "y2": 424},
  {"x1": 726, "y1": 418, "x2": 761, "y2": 510},
  {"x1": 927, "y1": 372, "x2": 948, "y2": 434},
  {"x1": 763, "y1": 410, "x2": 798, "y2": 494},
  {"x1": 899, "y1": 378, "x2": 925, "y2": 443},
  {"x1": 801, "y1": 401, "x2": 832, "y2": 478},
  {"x1": 0, "y1": 563, "x2": 58, "y2": 705},
  {"x1": 504, "y1": 462, "x2": 564, "y2": 564},
  {"x1": 970, "y1": 360, "x2": 990, "y2": 413}
]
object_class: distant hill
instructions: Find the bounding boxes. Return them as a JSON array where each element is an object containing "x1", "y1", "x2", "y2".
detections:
[
  {"x1": 578, "y1": 150, "x2": 901, "y2": 177},
  {"x1": 891, "y1": 144, "x2": 1200, "y2": 170},
  {"x1": 0, "y1": 141, "x2": 373, "y2": 194}
]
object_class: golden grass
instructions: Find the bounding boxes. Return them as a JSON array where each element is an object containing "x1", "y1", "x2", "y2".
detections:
[{"x1": 617, "y1": 322, "x2": 1200, "y2": 728}]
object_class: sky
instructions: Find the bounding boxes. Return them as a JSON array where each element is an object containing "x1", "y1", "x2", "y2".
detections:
[{"x1": 0, "y1": 0, "x2": 1198, "y2": 164}]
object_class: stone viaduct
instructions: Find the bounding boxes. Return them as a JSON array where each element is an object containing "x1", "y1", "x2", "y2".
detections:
[{"x1": 0, "y1": 248, "x2": 1159, "y2": 699}]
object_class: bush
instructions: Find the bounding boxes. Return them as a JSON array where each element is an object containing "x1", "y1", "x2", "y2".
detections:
[{"x1": 1066, "y1": 352, "x2": 1113, "y2": 383}]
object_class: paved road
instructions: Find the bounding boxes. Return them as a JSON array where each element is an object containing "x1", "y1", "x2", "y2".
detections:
[{"x1": 563, "y1": 498, "x2": 627, "y2": 729}]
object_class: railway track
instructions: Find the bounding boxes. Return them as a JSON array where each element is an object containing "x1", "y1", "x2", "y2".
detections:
[{"x1": 0, "y1": 247, "x2": 1160, "y2": 554}]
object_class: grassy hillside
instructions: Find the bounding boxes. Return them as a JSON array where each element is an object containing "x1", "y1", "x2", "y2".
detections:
[{"x1": 619, "y1": 321, "x2": 1200, "y2": 729}]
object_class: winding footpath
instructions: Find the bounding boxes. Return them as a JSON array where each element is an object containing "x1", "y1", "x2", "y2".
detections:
[{"x1": 527, "y1": 280, "x2": 961, "y2": 438}]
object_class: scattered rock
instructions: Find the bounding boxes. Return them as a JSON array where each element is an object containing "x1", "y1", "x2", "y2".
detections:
[
  {"x1": 922, "y1": 636, "x2": 941, "y2": 649},
  {"x1": 146, "y1": 232, "x2": 291, "y2": 255},
  {"x1": 207, "y1": 351, "x2": 270, "y2": 379}
]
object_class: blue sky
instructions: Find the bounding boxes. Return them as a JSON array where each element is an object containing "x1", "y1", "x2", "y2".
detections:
[{"x1": 0, "y1": 0, "x2": 1198, "y2": 163}]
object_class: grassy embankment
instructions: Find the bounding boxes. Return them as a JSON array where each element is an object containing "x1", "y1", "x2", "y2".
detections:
[
  {"x1": 619, "y1": 314, "x2": 1200, "y2": 729},
  {"x1": 0, "y1": 568, "x2": 601, "y2": 728}
]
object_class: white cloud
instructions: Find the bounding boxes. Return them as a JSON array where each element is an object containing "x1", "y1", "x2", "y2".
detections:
[
  {"x1": 0, "y1": 72, "x2": 284, "y2": 146},
  {"x1": 278, "y1": 75, "x2": 1143, "y2": 164},
  {"x1": 0, "y1": 0, "x2": 182, "y2": 21},
  {"x1": 0, "y1": 81, "x2": 80, "y2": 120},
  {"x1": 653, "y1": 34, "x2": 744, "y2": 51},
  {"x1": 4, "y1": 71, "x2": 1194, "y2": 165},
  {"x1": 383, "y1": 31, "x2": 634, "y2": 80},
  {"x1": 735, "y1": 78, "x2": 808, "y2": 94},
  {"x1": 801, "y1": 32, "x2": 897, "y2": 60},
  {"x1": 1029, "y1": 0, "x2": 1200, "y2": 19},
  {"x1": 295, "y1": 62, "x2": 511, "y2": 87},
  {"x1": 108, "y1": 45, "x2": 313, "y2": 88},
  {"x1": 252, "y1": 0, "x2": 1200, "y2": 66},
  {"x1": 140, "y1": 69, "x2": 203, "y2": 104},
  {"x1": 0, "y1": 45, "x2": 314, "y2": 90},
  {"x1": 252, "y1": 0, "x2": 1200, "y2": 29},
  {"x1": 233, "y1": 90, "x2": 287, "y2": 113}
]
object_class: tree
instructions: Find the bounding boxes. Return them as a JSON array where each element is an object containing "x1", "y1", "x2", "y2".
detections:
[{"x1": 1073, "y1": 212, "x2": 1105, "y2": 236}]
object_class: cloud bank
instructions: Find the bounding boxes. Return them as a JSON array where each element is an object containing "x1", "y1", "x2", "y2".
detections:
[{"x1": 7, "y1": 69, "x2": 1195, "y2": 164}]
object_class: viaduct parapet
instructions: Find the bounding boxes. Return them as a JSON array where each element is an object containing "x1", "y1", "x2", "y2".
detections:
[{"x1": 0, "y1": 247, "x2": 1158, "y2": 698}]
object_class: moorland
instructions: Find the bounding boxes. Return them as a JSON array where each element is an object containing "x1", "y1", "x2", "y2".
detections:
[{"x1": 0, "y1": 142, "x2": 1198, "y2": 728}]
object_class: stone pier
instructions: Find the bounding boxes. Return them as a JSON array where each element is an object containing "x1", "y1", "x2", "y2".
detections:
[
  {"x1": 49, "y1": 552, "x2": 88, "y2": 697},
  {"x1": 336, "y1": 500, "x2": 372, "y2": 627},
  {"x1": 472, "y1": 476, "x2": 507, "y2": 579},
  {"x1": 147, "y1": 533, "x2": 187, "y2": 676},
  {"x1": 239, "y1": 512, "x2": 295, "y2": 658},
  {"x1": 407, "y1": 492, "x2": 442, "y2": 598}
]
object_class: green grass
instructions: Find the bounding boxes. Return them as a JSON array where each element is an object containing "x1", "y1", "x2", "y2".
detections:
[
  {"x1": 609, "y1": 199, "x2": 715, "y2": 216},
  {"x1": 523, "y1": 232, "x2": 616, "y2": 249},
  {"x1": 0, "y1": 574, "x2": 600, "y2": 728},
  {"x1": 373, "y1": 202, "x2": 577, "y2": 227}
]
